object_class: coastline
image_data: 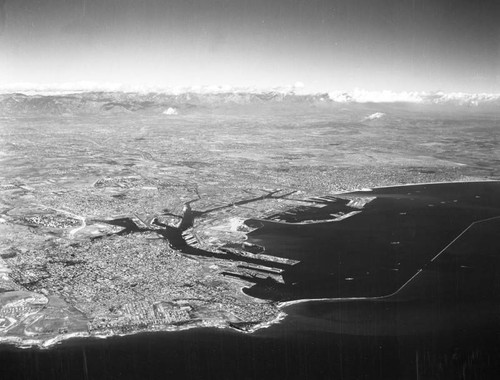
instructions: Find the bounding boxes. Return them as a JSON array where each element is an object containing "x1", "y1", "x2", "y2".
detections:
[{"x1": 1, "y1": 179, "x2": 499, "y2": 349}]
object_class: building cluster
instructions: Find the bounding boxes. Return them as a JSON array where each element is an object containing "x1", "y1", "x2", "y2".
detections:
[
  {"x1": 93, "y1": 176, "x2": 145, "y2": 189},
  {"x1": 22, "y1": 214, "x2": 80, "y2": 229},
  {"x1": 1, "y1": 230, "x2": 281, "y2": 336},
  {"x1": 88, "y1": 300, "x2": 192, "y2": 333}
]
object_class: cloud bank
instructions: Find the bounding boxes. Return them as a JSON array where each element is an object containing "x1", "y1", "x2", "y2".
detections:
[
  {"x1": 163, "y1": 107, "x2": 178, "y2": 115},
  {"x1": 327, "y1": 89, "x2": 500, "y2": 106},
  {"x1": 0, "y1": 82, "x2": 305, "y2": 96},
  {"x1": 362, "y1": 112, "x2": 386, "y2": 121}
]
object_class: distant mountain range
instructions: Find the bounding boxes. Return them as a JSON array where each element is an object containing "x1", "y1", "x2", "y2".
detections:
[
  {"x1": 0, "y1": 91, "x2": 332, "y2": 116},
  {"x1": 1, "y1": 90, "x2": 499, "y2": 116}
]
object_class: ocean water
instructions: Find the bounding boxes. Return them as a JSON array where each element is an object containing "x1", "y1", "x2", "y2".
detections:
[{"x1": 1, "y1": 319, "x2": 500, "y2": 379}]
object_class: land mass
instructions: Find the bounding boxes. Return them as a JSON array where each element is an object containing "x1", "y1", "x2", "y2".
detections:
[{"x1": 0, "y1": 92, "x2": 498, "y2": 347}]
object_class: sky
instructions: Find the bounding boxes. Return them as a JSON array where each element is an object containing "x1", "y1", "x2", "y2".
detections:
[{"x1": 0, "y1": 0, "x2": 499, "y2": 93}]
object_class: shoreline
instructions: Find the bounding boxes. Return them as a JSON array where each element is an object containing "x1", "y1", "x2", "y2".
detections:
[
  {"x1": 0, "y1": 310, "x2": 290, "y2": 350},
  {"x1": 2, "y1": 179, "x2": 498, "y2": 350}
]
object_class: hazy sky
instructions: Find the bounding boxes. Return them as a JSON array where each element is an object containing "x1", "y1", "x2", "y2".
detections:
[{"x1": 1, "y1": 0, "x2": 499, "y2": 92}]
